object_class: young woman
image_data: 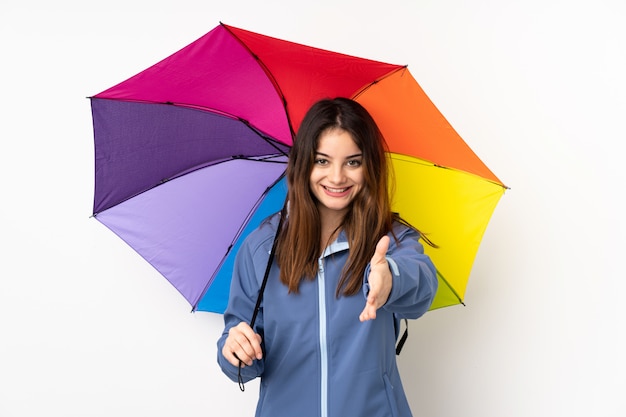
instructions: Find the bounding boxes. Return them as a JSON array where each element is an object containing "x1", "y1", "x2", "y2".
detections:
[{"x1": 217, "y1": 98, "x2": 438, "y2": 417}]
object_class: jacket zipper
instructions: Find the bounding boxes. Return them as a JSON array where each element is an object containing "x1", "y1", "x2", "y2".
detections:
[
  {"x1": 317, "y1": 241, "x2": 349, "y2": 417},
  {"x1": 317, "y1": 257, "x2": 328, "y2": 417}
]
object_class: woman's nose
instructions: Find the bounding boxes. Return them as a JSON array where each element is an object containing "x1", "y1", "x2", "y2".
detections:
[{"x1": 327, "y1": 164, "x2": 345, "y2": 183}]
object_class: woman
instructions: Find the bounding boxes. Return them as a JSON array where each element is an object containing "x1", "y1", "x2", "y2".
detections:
[{"x1": 217, "y1": 97, "x2": 438, "y2": 417}]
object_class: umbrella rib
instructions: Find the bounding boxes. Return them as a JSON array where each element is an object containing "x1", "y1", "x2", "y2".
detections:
[
  {"x1": 166, "y1": 101, "x2": 291, "y2": 158},
  {"x1": 351, "y1": 65, "x2": 409, "y2": 100},
  {"x1": 94, "y1": 97, "x2": 291, "y2": 158},
  {"x1": 193, "y1": 172, "x2": 287, "y2": 311},
  {"x1": 92, "y1": 155, "x2": 287, "y2": 216},
  {"x1": 436, "y1": 269, "x2": 465, "y2": 307},
  {"x1": 163, "y1": 100, "x2": 292, "y2": 157},
  {"x1": 390, "y1": 154, "x2": 509, "y2": 190},
  {"x1": 231, "y1": 155, "x2": 288, "y2": 163},
  {"x1": 221, "y1": 23, "x2": 296, "y2": 142},
  {"x1": 236, "y1": 117, "x2": 290, "y2": 157}
]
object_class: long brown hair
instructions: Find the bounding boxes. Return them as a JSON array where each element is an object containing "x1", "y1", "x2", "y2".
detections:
[{"x1": 275, "y1": 97, "x2": 395, "y2": 297}]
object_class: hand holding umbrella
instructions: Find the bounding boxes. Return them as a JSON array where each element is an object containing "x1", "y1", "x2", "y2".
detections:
[
  {"x1": 360, "y1": 235, "x2": 392, "y2": 322},
  {"x1": 222, "y1": 322, "x2": 263, "y2": 367}
]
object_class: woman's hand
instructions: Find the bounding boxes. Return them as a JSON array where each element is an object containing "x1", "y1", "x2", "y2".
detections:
[
  {"x1": 359, "y1": 235, "x2": 392, "y2": 322},
  {"x1": 221, "y1": 321, "x2": 263, "y2": 367}
]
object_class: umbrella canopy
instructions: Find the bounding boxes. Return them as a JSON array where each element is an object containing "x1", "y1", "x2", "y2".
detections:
[{"x1": 90, "y1": 23, "x2": 506, "y2": 313}]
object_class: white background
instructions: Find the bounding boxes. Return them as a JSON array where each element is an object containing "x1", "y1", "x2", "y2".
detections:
[{"x1": 1, "y1": 0, "x2": 625, "y2": 416}]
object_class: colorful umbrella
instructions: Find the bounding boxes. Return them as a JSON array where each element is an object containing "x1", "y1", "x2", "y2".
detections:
[{"x1": 90, "y1": 23, "x2": 506, "y2": 314}]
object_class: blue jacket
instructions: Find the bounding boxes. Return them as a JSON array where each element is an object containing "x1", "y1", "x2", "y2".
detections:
[{"x1": 217, "y1": 213, "x2": 438, "y2": 417}]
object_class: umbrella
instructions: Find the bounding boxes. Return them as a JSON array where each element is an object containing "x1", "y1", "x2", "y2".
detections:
[{"x1": 90, "y1": 23, "x2": 506, "y2": 314}]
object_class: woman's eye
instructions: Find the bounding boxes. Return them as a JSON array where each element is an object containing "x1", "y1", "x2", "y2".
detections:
[
  {"x1": 347, "y1": 159, "x2": 362, "y2": 167},
  {"x1": 315, "y1": 158, "x2": 328, "y2": 165}
]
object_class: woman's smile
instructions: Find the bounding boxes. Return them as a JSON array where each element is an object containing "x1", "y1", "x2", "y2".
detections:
[{"x1": 323, "y1": 185, "x2": 352, "y2": 195}]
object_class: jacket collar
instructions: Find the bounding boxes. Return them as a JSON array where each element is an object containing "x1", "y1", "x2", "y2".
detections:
[{"x1": 321, "y1": 230, "x2": 350, "y2": 258}]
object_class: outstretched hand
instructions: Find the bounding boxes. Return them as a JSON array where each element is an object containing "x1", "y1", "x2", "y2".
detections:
[{"x1": 359, "y1": 235, "x2": 392, "y2": 322}]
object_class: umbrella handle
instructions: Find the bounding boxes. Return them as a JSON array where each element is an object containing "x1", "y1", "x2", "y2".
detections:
[
  {"x1": 249, "y1": 206, "x2": 284, "y2": 329},
  {"x1": 237, "y1": 201, "x2": 287, "y2": 392}
]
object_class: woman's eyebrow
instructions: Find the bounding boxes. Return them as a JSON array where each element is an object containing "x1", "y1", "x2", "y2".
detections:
[{"x1": 315, "y1": 152, "x2": 363, "y2": 159}]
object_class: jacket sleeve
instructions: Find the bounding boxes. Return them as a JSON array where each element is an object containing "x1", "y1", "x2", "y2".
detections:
[
  {"x1": 216, "y1": 233, "x2": 266, "y2": 383},
  {"x1": 364, "y1": 225, "x2": 438, "y2": 319}
]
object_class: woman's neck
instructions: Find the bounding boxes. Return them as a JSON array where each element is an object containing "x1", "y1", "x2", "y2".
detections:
[{"x1": 319, "y1": 207, "x2": 346, "y2": 252}]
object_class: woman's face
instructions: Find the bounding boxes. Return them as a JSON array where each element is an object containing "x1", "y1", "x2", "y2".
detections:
[{"x1": 309, "y1": 128, "x2": 364, "y2": 220}]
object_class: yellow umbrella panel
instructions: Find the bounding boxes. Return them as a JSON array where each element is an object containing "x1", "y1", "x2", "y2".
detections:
[{"x1": 390, "y1": 153, "x2": 506, "y2": 310}]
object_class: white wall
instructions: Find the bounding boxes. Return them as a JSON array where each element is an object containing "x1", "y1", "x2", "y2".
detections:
[{"x1": 2, "y1": 1, "x2": 624, "y2": 416}]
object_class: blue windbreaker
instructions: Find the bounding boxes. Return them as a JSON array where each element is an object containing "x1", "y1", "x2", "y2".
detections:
[{"x1": 217, "y1": 213, "x2": 438, "y2": 417}]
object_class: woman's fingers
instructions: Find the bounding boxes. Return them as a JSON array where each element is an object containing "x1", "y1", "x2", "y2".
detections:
[
  {"x1": 222, "y1": 322, "x2": 263, "y2": 367},
  {"x1": 359, "y1": 296, "x2": 378, "y2": 321},
  {"x1": 360, "y1": 235, "x2": 392, "y2": 322}
]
